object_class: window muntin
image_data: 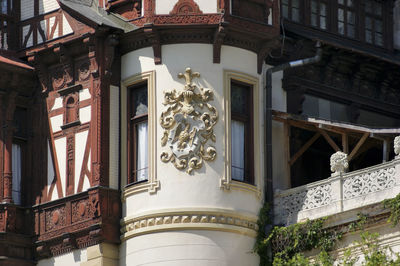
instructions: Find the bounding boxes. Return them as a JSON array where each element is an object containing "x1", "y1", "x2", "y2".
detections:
[
  {"x1": 128, "y1": 82, "x2": 148, "y2": 184},
  {"x1": 231, "y1": 81, "x2": 253, "y2": 184}
]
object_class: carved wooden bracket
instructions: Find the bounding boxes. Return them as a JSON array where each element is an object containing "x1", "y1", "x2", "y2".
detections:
[
  {"x1": 213, "y1": 23, "x2": 227, "y2": 64},
  {"x1": 54, "y1": 44, "x2": 74, "y2": 86},
  {"x1": 105, "y1": 34, "x2": 119, "y2": 78},
  {"x1": 257, "y1": 38, "x2": 280, "y2": 74},
  {"x1": 28, "y1": 54, "x2": 49, "y2": 93},
  {"x1": 143, "y1": 24, "x2": 161, "y2": 65}
]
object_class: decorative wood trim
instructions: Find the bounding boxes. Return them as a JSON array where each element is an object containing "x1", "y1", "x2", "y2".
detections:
[
  {"x1": 170, "y1": 0, "x2": 203, "y2": 15},
  {"x1": 121, "y1": 71, "x2": 159, "y2": 199}
]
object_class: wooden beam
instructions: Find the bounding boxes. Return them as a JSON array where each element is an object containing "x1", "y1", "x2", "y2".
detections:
[
  {"x1": 348, "y1": 133, "x2": 370, "y2": 161},
  {"x1": 317, "y1": 127, "x2": 341, "y2": 152},
  {"x1": 342, "y1": 133, "x2": 349, "y2": 154},
  {"x1": 289, "y1": 132, "x2": 321, "y2": 166}
]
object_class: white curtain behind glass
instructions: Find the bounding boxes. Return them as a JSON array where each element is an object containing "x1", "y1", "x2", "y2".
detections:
[
  {"x1": 231, "y1": 120, "x2": 245, "y2": 181},
  {"x1": 136, "y1": 121, "x2": 148, "y2": 181},
  {"x1": 12, "y1": 143, "x2": 21, "y2": 205}
]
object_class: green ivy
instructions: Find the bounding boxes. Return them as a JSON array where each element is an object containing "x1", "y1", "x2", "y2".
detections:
[
  {"x1": 255, "y1": 201, "x2": 400, "y2": 266},
  {"x1": 383, "y1": 193, "x2": 400, "y2": 226}
]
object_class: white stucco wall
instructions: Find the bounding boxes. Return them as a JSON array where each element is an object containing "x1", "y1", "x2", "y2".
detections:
[
  {"x1": 121, "y1": 44, "x2": 262, "y2": 266},
  {"x1": 37, "y1": 248, "x2": 87, "y2": 266},
  {"x1": 120, "y1": 230, "x2": 258, "y2": 266},
  {"x1": 155, "y1": 0, "x2": 218, "y2": 14}
]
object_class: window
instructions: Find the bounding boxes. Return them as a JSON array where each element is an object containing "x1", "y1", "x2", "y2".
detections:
[
  {"x1": 128, "y1": 82, "x2": 148, "y2": 184},
  {"x1": 282, "y1": 0, "x2": 301, "y2": 22},
  {"x1": 12, "y1": 143, "x2": 21, "y2": 205},
  {"x1": 365, "y1": 0, "x2": 384, "y2": 46},
  {"x1": 337, "y1": 0, "x2": 356, "y2": 38},
  {"x1": 0, "y1": 0, "x2": 7, "y2": 14},
  {"x1": 231, "y1": 81, "x2": 253, "y2": 184},
  {"x1": 310, "y1": 0, "x2": 327, "y2": 30}
]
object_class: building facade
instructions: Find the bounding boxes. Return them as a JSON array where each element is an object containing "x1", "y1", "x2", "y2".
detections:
[{"x1": 0, "y1": 0, "x2": 399, "y2": 265}]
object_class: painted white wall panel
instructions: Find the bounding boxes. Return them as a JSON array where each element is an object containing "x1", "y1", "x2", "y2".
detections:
[
  {"x1": 22, "y1": 25, "x2": 33, "y2": 47},
  {"x1": 155, "y1": 0, "x2": 217, "y2": 14},
  {"x1": 21, "y1": 0, "x2": 34, "y2": 20},
  {"x1": 39, "y1": 0, "x2": 59, "y2": 15},
  {"x1": 79, "y1": 88, "x2": 91, "y2": 101},
  {"x1": 79, "y1": 106, "x2": 91, "y2": 124},
  {"x1": 54, "y1": 137, "x2": 66, "y2": 197},
  {"x1": 47, "y1": 141, "x2": 55, "y2": 193},
  {"x1": 63, "y1": 14, "x2": 73, "y2": 35},
  {"x1": 82, "y1": 175, "x2": 90, "y2": 192},
  {"x1": 37, "y1": 248, "x2": 87, "y2": 266},
  {"x1": 75, "y1": 130, "x2": 88, "y2": 193},
  {"x1": 109, "y1": 85, "x2": 119, "y2": 190},
  {"x1": 50, "y1": 114, "x2": 63, "y2": 133},
  {"x1": 52, "y1": 97, "x2": 63, "y2": 110}
]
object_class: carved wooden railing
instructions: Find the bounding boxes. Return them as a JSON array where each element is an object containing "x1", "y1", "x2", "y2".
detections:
[{"x1": 274, "y1": 158, "x2": 400, "y2": 226}]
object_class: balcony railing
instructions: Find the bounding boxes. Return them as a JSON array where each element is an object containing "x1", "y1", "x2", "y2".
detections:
[{"x1": 274, "y1": 154, "x2": 400, "y2": 226}]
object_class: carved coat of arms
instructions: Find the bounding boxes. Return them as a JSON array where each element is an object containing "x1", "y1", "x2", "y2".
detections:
[{"x1": 160, "y1": 68, "x2": 218, "y2": 174}]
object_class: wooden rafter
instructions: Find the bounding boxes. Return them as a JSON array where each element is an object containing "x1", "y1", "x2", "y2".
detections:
[
  {"x1": 289, "y1": 132, "x2": 321, "y2": 166},
  {"x1": 348, "y1": 132, "x2": 370, "y2": 161},
  {"x1": 317, "y1": 127, "x2": 341, "y2": 152}
]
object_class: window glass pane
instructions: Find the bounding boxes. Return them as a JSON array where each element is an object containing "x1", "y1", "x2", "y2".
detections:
[
  {"x1": 338, "y1": 22, "x2": 345, "y2": 34},
  {"x1": 338, "y1": 0, "x2": 344, "y2": 5},
  {"x1": 366, "y1": 30, "x2": 372, "y2": 43},
  {"x1": 320, "y1": 17, "x2": 327, "y2": 29},
  {"x1": 292, "y1": 9, "x2": 300, "y2": 22},
  {"x1": 12, "y1": 144, "x2": 21, "y2": 205},
  {"x1": 338, "y1": 9, "x2": 344, "y2": 21},
  {"x1": 375, "y1": 20, "x2": 382, "y2": 33},
  {"x1": 347, "y1": 24, "x2": 355, "y2": 37},
  {"x1": 320, "y1": 3, "x2": 326, "y2": 16},
  {"x1": 231, "y1": 83, "x2": 248, "y2": 114},
  {"x1": 292, "y1": 0, "x2": 299, "y2": 8},
  {"x1": 231, "y1": 120, "x2": 245, "y2": 181},
  {"x1": 375, "y1": 4, "x2": 382, "y2": 16},
  {"x1": 365, "y1": 1, "x2": 373, "y2": 13},
  {"x1": 282, "y1": 5, "x2": 288, "y2": 18},
  {"x1": 347, "y1": 0, "x2": 353, "y2": 7},
  {"x1": 347, "y1": 12, "x2": 355, "y2": 24},
  {"x1": 311, "y1": 1, "x2": 317, "y2": 13},
  {"x1": 136, "y1": 121, "x2": 148, "y2": 181},
  {"x1": 375, "y1": 33, "x2": 383, "y2": 46},
  {"x1": 311, "y1": 14, "x2": 317, "y2": 27},
  {"x1": 132, "y1": 85, "x2": 148, "y2": 117},
  {"x1": 0, "y1": 0, "x2": 6, "y2": 14},
  {"x1": 282, "y1": 0, "x2": 288, "y2": 4},
  {"x1": 365, "y1": 17, "x2": 372, "y2": 30}
]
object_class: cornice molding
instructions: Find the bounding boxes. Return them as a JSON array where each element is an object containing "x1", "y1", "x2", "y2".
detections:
[{"x1": 120, "y1": 208, "x2": 259, "y2": 241}]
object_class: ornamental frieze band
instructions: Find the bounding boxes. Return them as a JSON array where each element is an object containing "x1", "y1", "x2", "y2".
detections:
[{"x1": 160, "y1": 68, "x2": 218, "y2": 174}]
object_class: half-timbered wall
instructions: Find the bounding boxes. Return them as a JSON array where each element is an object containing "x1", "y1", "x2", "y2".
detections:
[{"x1": 20, "y1": 0, "x2": 73, "y2": 48}]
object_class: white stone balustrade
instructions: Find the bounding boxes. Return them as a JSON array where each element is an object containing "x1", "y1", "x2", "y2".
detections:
[{"x1": 274, "y1": 157, "x2": 400, "y2": 226}]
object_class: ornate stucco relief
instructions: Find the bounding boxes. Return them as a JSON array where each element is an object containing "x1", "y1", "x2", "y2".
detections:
[{"x1": 160, "y1": 68, "x2": 218, "y2": 174}]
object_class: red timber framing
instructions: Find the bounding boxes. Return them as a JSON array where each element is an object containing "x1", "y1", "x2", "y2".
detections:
[
  {"x1": 25, "y1": 27, "x2": 121, "y2": 258},
  {"x1": 0, "y1": 4, "x2": 122, "y2": 262},
  {"x1": 118, "y1": 0, "x2": 281, "y2": 73}
]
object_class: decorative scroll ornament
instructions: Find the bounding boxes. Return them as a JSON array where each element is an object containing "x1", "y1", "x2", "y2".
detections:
[
  {"x1": 394, "y1": 136, "x2": 400, "y2": 158},
  {"x1": 330, "y1": 151, "x2": 348, "y2": 177},
  {"x1": 160, "y1": 68, "x2": 218, "y2": 174}
]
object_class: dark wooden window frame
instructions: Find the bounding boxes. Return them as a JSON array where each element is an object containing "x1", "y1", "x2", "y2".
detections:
[
  {"x1": 231, "y1": 79, "x2": 254, "y2": 185},
  {"x1": 127, "y1": 81, "x2": 148, "y2": 185}
]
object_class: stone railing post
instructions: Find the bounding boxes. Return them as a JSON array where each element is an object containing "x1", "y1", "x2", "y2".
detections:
[{"x1": 330, "y1": 151, "x2": 348, "y2": 212}]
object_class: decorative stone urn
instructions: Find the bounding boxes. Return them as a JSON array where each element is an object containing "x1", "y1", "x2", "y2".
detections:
[
  {"x1": 330, "y1": 151, "x2": 349, "y2": 177},
  {"x1": 394, "y1": 136, "x2": 400, "y2": 159}
]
